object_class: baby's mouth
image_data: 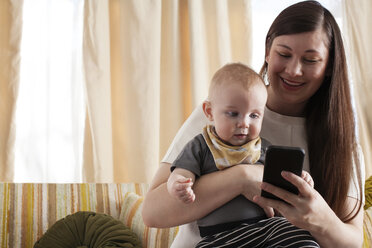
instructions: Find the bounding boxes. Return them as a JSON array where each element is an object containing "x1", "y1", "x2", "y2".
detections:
[{"x1": 234, "y1": 134, "x2": 247, "y2": 139}]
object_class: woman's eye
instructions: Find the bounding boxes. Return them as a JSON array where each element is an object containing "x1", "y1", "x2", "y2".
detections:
[
  {"x1": 226, "y1": 111, "x2": 238, "y2": 117},
  {"x1": 278, "y1": 52, "x2": 290, "y2": 58},
  {"x1": 304, "y1": 58, "x2": 318, "y2": 63}
]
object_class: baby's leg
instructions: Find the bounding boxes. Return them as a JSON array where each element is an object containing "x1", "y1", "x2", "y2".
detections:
[{"x1": 196, "y1": 217, "x2": 320, "y2": 248}]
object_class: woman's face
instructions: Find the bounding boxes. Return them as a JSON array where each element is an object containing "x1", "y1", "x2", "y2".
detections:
[{"x1": 265, "y1": 30, "x2": 330, "y2": 116}]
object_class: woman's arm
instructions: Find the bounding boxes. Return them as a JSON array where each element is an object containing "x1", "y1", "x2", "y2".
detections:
[
  {"x1": 310, "y1": 197, "x2": 363, "y2": 248},
  {"x1": 142, "y1": 162, "x2": 265, "y2": 228},
  {"x1": 253, "y1": 171, "x2": 363, "y2": 248}
]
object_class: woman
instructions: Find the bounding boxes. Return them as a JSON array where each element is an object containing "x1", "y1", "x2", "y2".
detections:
[{"x1": 142, "y1": 1, "x2": 364, "y2": 247}]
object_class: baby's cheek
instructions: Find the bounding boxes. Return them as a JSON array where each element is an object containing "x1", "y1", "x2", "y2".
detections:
[{"x1": 249, "y1": 127, "x2": 260, "y2": 139}]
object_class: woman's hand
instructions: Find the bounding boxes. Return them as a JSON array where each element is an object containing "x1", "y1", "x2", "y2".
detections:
[
  {"x1": 253, "y1": 171, "x2": 330, "y2": 231},
  {"x1": 252, "y1": 171, "x2": 363, "y2": 248},
  {"x1": 237, "y1": 164, "x2": 275, "y2": 218}
]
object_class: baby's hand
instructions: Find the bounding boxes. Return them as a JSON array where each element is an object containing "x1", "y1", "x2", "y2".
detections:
[
  {"x1": 167, "y1": 176, "x2": 196, "y2": 204},
  {"x1": 301, "y1": 170, "x2": 314, "y2": 188}
]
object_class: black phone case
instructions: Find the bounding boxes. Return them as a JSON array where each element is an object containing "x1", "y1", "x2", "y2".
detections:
[{"x1": 261, "y1": 145, "x2": 305, "y2": 201}]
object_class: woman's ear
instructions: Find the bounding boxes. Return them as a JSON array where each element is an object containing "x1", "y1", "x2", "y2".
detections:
[
  {"x1": 265, "y1": 38, "x2": 271, "y2": 63},
  {"x1": 265, "y1": 49, "x2": 270, "y2": 64},
  {"x1": 203, "y1": 101, "x2": 214, "y2": 121}
]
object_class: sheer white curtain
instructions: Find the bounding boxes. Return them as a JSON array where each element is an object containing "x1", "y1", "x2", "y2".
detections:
[{"x1": 14, "y1": 0, "x2": 85, "y2": 183}]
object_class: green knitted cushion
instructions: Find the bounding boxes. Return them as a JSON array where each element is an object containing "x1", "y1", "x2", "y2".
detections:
[
  {"x1": 365, "y1": 176, "x2": 372, "y2": 210},
  {"x1": 34, "y1": 211, "x2": 142, "y2": 248}
]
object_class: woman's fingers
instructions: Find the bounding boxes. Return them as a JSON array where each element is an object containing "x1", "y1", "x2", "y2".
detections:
[
  {"x1": 253, "y1": 194, "x2": 291, "y2": 216},
  {"x1": 263, "y1": 206, "x2": 275, "y2": 218},
  {"x1": 260, "y1": 182, "x2": 297, "y2": 206},
  {"x1": 252, "y1": 196, "x2": 275, "y2": 217},
  {"x1": 254, "y1": 171, "x2": 313, "y2": 207},
  {"x1": 255, "y1": 176, "x2": 312, "y2": 209},
  {"x1": 281, "y1": 171, "x2": 313, "y2": 198}
]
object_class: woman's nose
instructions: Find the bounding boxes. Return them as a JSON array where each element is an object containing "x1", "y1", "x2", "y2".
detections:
[{"x1": 286, "y1": 58, "x2": 303, "y2": 77}]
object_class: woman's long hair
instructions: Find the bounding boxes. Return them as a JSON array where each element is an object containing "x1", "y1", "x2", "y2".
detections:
[{"x1": 260, "y1": 0, "x2": 363, "y2": 221}]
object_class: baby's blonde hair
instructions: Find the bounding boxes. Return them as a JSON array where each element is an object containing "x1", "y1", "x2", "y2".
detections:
[{"x1": 208, "y1": 63, "x2": 265, "y2": 100}]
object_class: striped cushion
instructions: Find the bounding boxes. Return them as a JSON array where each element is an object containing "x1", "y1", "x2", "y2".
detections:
[
  {"x1": 120, "y1": 192, "x2": 178, "y2": 248},
  {"x1": 0, "y1": 183, "x2": 148, "y2": 248},
  {"x1": 364, "y1": 208, "x2": 372, "y2": 248}
]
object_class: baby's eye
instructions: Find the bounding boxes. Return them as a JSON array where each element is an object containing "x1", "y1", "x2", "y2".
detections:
[
  {"x1": 226, "y1": 111, "x2": 239, "y2": 117},
  {"x1": 250, "y1": 113, "x2": 260, "y2": 119}
]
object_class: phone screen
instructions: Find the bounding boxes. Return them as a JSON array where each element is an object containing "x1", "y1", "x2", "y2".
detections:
[{"x1": 261, "y1": 145, "x2": 305, "y2": 201}]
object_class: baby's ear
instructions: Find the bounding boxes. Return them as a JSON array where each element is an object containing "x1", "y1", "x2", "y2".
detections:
[{"x1": 202, "y1": 101, "x2": 214, "y2": 121}]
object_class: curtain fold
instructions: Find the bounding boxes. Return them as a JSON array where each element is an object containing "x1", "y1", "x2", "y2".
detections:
[
  {"x1": 343, "y1": 0, "x2": 372, "y2": 178},
  {"x1": 82, "y1": 0, "x2": 113, "y2": 182},
  {"x1": 109, "y1": 0, "x2": 162, "y2": 183},
  {"x1": 82, "y1": 0, "x2": 253, "y2": 183},
  {"x1": 0, "y1": 0, "x2": 23, "y2": 182}
]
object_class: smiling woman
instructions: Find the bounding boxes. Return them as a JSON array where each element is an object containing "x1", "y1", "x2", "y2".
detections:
[{"x1": 142, "y1": 1, "x2": 365, "y2": 247}]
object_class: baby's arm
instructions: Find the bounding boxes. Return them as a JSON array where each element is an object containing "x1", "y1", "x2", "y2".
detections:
[
  {"x1": 167, "y1": 168, "x2": 196, "y2": 204},
  {"x1": 301, "y1": 170, "x2": 314, "y2": 188}
]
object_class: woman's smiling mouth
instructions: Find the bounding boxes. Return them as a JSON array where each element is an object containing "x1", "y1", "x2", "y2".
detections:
[{"x1": 281, "y1": 77, "x2": 305, "y2": 91}]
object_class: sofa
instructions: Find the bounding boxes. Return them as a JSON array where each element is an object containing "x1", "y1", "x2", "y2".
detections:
[
  {"x1": 0, "y1": 182, "x2": 371, "y2": 248},
  {"x1": 0, "y1": 183, "x2": 178, "y2": 248}
]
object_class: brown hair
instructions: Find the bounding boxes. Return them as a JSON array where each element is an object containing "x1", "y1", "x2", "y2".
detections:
[
  {"x1": 209, "y1": 62, "x2": 265, "y2": 99},
  {"x1": 260, "y1": 1, "x2": 362, "y2": 221}
]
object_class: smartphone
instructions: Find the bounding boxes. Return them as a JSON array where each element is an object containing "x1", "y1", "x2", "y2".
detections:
[{"x1": 261, "y1": 145, "x2": 305, "y2": 201}]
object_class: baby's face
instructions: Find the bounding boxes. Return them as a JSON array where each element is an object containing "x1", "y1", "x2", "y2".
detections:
[{"x1": 209, "y1": 81, "x2": 267, "y2": 146}]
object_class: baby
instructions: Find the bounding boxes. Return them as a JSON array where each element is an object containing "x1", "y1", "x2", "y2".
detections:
[
  {"x1": 168, "y1": 62, "x2": 269, "y2": 205},
  {"x1": 167, "y1": 63, "x2": 313, "y2": 238}
]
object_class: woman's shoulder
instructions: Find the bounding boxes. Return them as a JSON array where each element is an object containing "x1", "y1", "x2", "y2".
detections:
[{"x1": 162, "y1": 104, "x2": 208, "y2": 164}]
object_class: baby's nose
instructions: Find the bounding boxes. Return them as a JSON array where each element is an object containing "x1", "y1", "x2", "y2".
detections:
[{"x1": 237, "y1": 116, "x2": 250, "y2": 128}]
